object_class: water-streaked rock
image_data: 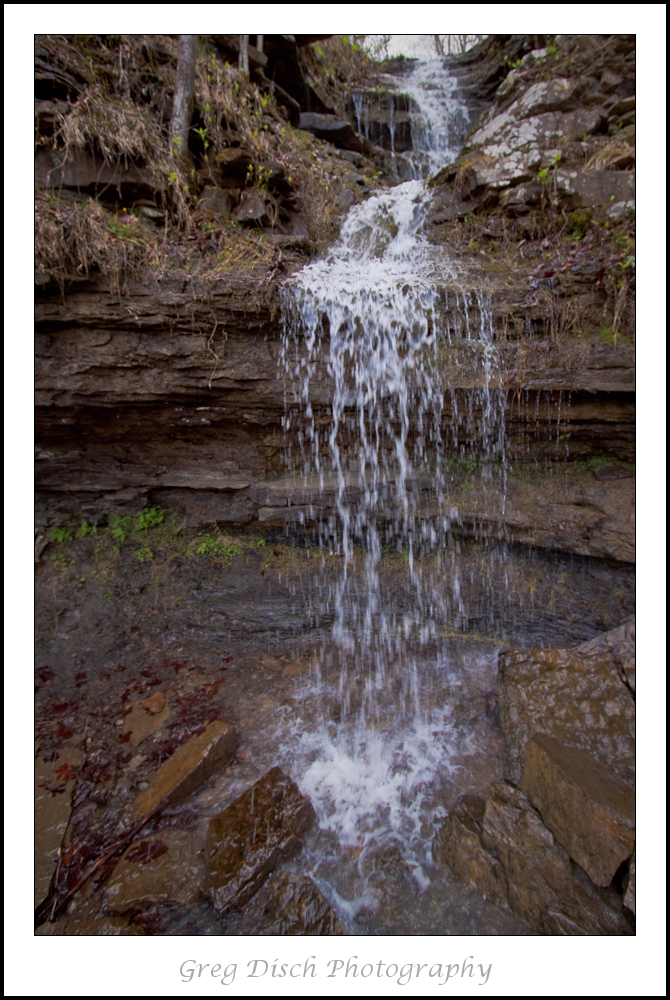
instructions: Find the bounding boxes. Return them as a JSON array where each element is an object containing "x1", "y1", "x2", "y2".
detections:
[
  {"x1": 519, "y1": 733, "x2": 635, "y2": 886},
  {"x1": 226, "y1": 872, "x2": 344, "y2": 935},
  {"x1": 204, "y1": 766, "x2": 316, "y2": 916},
  {"x1": 433, "y1": 781, "x2": 631, "y2": 934},
  {"x1": 131, "y1": 721, "x2": 238, "y2": 820}
]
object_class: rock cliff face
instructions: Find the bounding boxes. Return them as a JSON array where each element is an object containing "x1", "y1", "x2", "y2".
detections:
[{"x1": 34, "y1": 34, "x2": 634, "y2": 564}]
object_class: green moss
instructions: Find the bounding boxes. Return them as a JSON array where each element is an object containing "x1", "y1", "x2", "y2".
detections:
[{"x1": 567, "y1": 208, "x2": 592, "y2": 239}]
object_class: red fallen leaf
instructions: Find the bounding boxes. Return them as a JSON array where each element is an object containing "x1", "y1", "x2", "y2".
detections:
[
  {"x1": 273, "y1": 550, "x2": 281, "y2": 557},
  {"x1": 55, "y1": 764, "x2": 77, "y2": 780},
  {"x1": 37, "y1": 667, "x2": 55, "y2": 684},
  {"x1": 543, "y1": 270, "x2": 555, "y2": 278},
  {"x1": 119, "y1": 732, "x2": 131, "y2": 743},
  {"x1": 57, "y1": 727, "x2": 74, "y2": 740},
  {"x1": 125, "y1": 840, "x2": 169, "y2": 865},
  {"x1": 147, "y1": 609, "x2": 157, "y2": 617},
  {"x1": 75, "y1": 672, "x2": 87, "y2": 681},
  {"x1": 117, "y1": 664, "x2": 126, "y2": 672}
]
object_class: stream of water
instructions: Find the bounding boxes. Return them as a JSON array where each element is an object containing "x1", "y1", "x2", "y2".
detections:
[{"x1": 268, "y1": 60, "x2": 529, "y2": 932}]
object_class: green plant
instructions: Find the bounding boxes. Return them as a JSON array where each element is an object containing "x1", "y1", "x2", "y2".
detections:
[
  {"x1": 193, "y1": 125, "x2": 209, "y2": 150},
  {"x1": 109, "y1": 514, "x2": 132, "y2": 542},
  {"x1": 567, "y1": 208, "x2": 592, "y2": 239},
  {"x1": 135, "y1": 547, "x2": 154, "y2": 562},
  {"x1": 537, "y1": 153, "x2": 561, "y2": 188},
  {"x1": 76, "y1": 521, "x2": 96, "y2": 537},
  {"x1": 195, "y1": 535, "x2": 242, "y2": 564},
  {"x1": 50, "y1": 552, "x2": 72, "y2": 566},
  {"x1": 256, "y1": 538, "x2": 267, "y2": 548},
  {"x1": 137, "y1": 506, "x2": 165, "y2": 531},
  {"x1": 50, "y1": 526, "x2": 74, "y2": 543}
]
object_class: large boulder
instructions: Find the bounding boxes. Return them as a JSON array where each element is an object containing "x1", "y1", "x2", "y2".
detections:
[
  {"x1": 433, "y1": 782, "x2": 631, "y2": 934},
  {"x1": 519, "y1": 733, "x2": 635, "y2": 886},
  {"x1": 497, "y1": 625, "x2": 635, "y2": 784},
  {"x1": 298, "y1": 113, "x2": 371, "y2": 155},
  {"x1": 225, "y1": 872, "x2": 344, "y2": 935},
  {"x1": 204, "y1": 766, "x2": 316, "y2": 916}
]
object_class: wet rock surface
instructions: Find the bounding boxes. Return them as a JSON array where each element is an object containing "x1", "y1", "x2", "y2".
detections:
[
  {"x1": 204, "y1": 766, "x2": 316, "y2": 916},
  {"x1": 223, "y1": 872, "x2": 344, "y2": 935},
  {"x1": 132, "y1": 721, "x2": 238, "y2": 820},
  {"x1": 106, "y1": 829, "x2": 205, "y2": 913},
  {"x1": 519, "y1": 733, "x2": 635, "y2": 886},
  {"x1": 498, "y1": 623, "x2": 635, "y2": 783},
  {"x1": 122, "y1": 692, "x2": 170, "y2": 747},
  {"x1": 623, "y1": 852, "x2": 635, "y2": 915},
  {"x1": 36, "y1": 895, "x2": 145, "y2": 936},
  {"x1": 433, "y1": 781, "x2": 632, "y2": 934},
  {"x1": 34, "y1": 746, "x2": 83, "y2": 908}
]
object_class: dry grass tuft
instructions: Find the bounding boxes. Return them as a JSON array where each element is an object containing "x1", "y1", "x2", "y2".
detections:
[
  {"x1": 35, "y1": 194, "x2": 159, "y2": 294},
  {"x1": 585, "y1": 128, "x2": 635, "y2": 171}
]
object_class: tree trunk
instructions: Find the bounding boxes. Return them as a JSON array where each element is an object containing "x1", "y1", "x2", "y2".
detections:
[
  {"x1": 171, "y1": 34, "x2": 198, "y2": 162},
  {"x1": 256, "y1": 34, "x2": 264, "y2": 55},
  {"x1": 434, "y1": 35, "x2": 444, "y2": 56},
  {"x1": 239, "y1": 34, "x2": 249, "y2": 76}
]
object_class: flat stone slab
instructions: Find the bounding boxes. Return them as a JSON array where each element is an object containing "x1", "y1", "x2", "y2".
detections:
[
  {"x1": 204, "y1": 766, "x2": 316, "y2": 916},
  {"x1": 226, "y1": 872, "x2": 344, "y2": 935},
  {"x1": 519, "y1": 733, "x2": 635, "y2": 886},
  {"x1": 106, "y1": 830, "x2": 204, "y2": 913},
  {"x1": 131, "y1": 721, "x2": 238, "y2": 821},
  {"x1": 433, "y1": 782, "x2": 631, "y2": 935}
]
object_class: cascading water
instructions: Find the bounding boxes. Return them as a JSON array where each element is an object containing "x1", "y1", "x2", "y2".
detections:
[
  {"x1": 273, "y1": 58, "x2": 523, "y2": 930},
  {"x1": 401, "y1": 58, "x2": 473, "y2": 176}
]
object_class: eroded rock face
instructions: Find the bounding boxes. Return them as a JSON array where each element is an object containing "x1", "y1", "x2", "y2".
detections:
[
  {"x1": 433, "y1": 782, "x2": 631, "y2": 934},
  {"x1": 431, "y1": 35, "x2": 635, "y2": 217},
  {"x1": 131, "y1": 721, "x2": 238, "y2": 821},
  {"x1": 226, "y1": 872, "x2": 344, "y2": 935},
  {"x1": 519, "y1": 733, "x2": 635, "y2": 886},
  {"x1": 498, "y1": 628, "x2": 635, "y2": 784},
  {"x1": 575, "y1": 621, "x2": 635, "y2": 694},
  {"x1": 204, "y1": 766, "x2": 316, "y2": 916}
]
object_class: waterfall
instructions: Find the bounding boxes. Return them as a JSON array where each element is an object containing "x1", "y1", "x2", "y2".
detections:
[{"x1": 278, "y1": 59, "x2": 507, "y2": 894}]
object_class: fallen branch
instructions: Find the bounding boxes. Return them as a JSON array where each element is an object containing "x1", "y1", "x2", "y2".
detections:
[{"x1": 34, "y1": 805, "x2": 162, "y2": 928}]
